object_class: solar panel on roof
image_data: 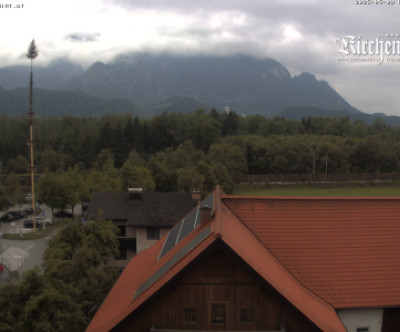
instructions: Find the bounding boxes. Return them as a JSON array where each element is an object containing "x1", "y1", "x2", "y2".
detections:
[
  {"x1": 159, "y1": 222, "x2": 182, "y2": 259},
  {"x1": 177, "y1": 206, "x2": 199, "y2": 242},
  {"x1": 134, "y1": 224, "x2": 212, "y2": 300},
  {"x1": 158, "y1": 193, "x2": 214, "y2": 259}
]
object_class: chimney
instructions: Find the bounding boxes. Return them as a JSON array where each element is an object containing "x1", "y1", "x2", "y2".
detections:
[
  {"x1": 200, "y1": 203, "x2": 212, "y2": 224},
  {"x1": 128, "y1": 188, "x2": 142, "y2": 200},
  {"x1": 191, "y1": 187, "x2": 202, "y2": 201}
]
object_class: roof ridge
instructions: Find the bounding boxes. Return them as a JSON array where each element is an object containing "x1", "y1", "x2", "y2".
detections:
[
  {"x1": 224, "y1": 195, "x2": 400, "y2": 200},
  {"x1": 220, "y1": 195, "x2": 298, "y2": 279}
]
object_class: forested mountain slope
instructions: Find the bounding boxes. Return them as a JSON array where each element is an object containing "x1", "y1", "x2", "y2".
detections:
[
  {"x1": 62, "y1": 53, "x2": 359, "y2": 116},
  {"x1": 0, "y1": 86, "x2": 139, "y2": 117}
]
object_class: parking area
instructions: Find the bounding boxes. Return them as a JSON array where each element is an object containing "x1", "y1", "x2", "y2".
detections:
[
  {"x1": 1, "y1": 203, "x2": 52, "y2": 233},
  {"x1": 0, "y1": 203, "x2": 83, "y2": 233}
]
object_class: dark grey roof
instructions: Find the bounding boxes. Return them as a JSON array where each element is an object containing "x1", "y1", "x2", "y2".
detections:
[{"x1": 87, "y1": 192, "x2": 197, "y2": 227}]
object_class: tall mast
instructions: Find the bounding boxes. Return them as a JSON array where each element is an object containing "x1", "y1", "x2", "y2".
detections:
[{"x1": 26, "y1": 39, "x2": 39, "y2": 234}]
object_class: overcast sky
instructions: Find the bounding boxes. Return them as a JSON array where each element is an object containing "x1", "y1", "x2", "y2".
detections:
[{"x1": 1, "y1": 0, "x2": 400, "y2": 116}]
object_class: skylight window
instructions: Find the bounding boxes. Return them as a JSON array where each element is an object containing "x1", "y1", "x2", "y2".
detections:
[{"x1": 356, "y1": 328, "x2": 370, "y2": 332}]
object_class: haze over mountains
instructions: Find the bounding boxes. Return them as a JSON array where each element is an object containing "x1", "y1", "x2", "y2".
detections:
[{"x1": 0, "y1": 53, "x2": 398, "y2": 124}]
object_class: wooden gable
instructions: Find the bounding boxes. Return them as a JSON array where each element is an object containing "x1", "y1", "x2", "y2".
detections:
[{"x1": 113, "y1": 242, "x2": 321, "y2": 332}]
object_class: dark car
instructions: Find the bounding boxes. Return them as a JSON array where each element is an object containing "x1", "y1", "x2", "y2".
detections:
[
  {"x1": 23, "y1": 217, "x2": 52, "y2": 228},
  {"x1": 0, "y1": 213, "x2": 16, "y2": 222},
  {"x1": 8, "y1": 210, "x2": 28, "y2": 220},
  {"x1": 24, "y1": 207, "x2": 42, "y2": 216},
  {"x1": 53, "y1": 210, "x2": 73, "y2": 218}
]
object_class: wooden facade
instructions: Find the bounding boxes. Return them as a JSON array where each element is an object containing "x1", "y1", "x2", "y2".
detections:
[
  {"x1": 113, "y1": 244, "x2": 321, "y2": 332},
  {"x1": 382, "y1": 308, "x2": 400, "y2": 332}
]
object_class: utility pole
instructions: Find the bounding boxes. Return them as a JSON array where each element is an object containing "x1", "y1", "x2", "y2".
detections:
[
  {"x1": 313, "y1": 150, "x2": 316, "y2": 175},
  {"x1": 26, "y1": 39, "x2": 39, "y2": 234},
  {"x1": 325, "y1": 152, "x2": 328, "y2": 174}
]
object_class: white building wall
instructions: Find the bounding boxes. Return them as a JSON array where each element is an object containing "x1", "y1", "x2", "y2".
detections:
[
  {"x1": 338, "y1": 309, "x2": 383, "y2": 332},
  {"x1": 107, "y1": 226, "x2": 170, "y2": 267}
]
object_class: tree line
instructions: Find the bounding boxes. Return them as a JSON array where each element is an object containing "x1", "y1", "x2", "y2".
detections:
[
  {"x1": 0, "y1": 218, "x2": 120, "y2": 332},
  {"x1": 1, "y1": 110, "x2": 400, "y2": 209}
]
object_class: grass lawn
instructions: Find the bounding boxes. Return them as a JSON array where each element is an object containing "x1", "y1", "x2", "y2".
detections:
[
  {"x1": 233, "y1": 182, "x2": 400, "y2": 196},
  {"x1": 1, "y1": 223, "x2": 59, "y2": 240}
]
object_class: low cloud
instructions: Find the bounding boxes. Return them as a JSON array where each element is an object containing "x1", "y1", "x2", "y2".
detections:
[{"x1": 65, "y1": 33, "x2": 101, "y2": 43}]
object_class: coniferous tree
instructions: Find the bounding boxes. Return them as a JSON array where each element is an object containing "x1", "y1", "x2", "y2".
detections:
[{"x1": 26, "y1": 39, "x2": 39, "y2": 118}]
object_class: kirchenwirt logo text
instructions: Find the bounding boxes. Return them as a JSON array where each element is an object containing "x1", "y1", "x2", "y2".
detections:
[{"x1": 337, "y1": 34, "x2": 400, "y2": 64}]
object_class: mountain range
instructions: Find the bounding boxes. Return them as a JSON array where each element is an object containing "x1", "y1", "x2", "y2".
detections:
[{"x1": 0, "y1": 52, "x2": 398, "y2": 124}]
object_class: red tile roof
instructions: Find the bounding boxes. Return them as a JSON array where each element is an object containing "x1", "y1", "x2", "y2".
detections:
[
  {"x1": 213, "y1": 188, "x2": 346, "y2": 332},
  {"x1": 87, "y1": 188, "x2": 400, "y2": 332},
  {"x1": 222, "y1": 195, "x2": 400, "y2": 309}
]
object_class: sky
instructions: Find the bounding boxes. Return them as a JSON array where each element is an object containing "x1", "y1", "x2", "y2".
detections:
[{"x1": 1, "y1": 0, "x2": 400, "y2": 116}]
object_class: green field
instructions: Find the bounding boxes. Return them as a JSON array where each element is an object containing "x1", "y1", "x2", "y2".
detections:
[{"x1": 233, "y1": 182, "x2": 400, "y2": 196}]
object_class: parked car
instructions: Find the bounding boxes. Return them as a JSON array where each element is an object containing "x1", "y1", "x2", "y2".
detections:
[
  {"x1": 24, "y1": 207, "x2": 42, "y2": 216},
  {"x1": 23, "y1": 217, "x2": 52, "y2": 228},
  {"x1": 0, "y1": 213, "x2": 16, "y2": 222},
  {"x1": 8, "y1": 210, "x2": 28, "y2": 220},
  {"x1": 53, "y1": 210, "x2": 73, "y2": 218}
]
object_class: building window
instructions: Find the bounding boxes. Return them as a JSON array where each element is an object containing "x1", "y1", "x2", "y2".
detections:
[
  {"x1": 183, "y1": 308, "x2": 197, "y2": 323},
  {"x1": 146, "y1": 227, "x2": 160, "y2": 240},
  {"x1": 117, "y1": 225, "x2": 126, "y2": 237},
  {"x1": 211, "y1": 303, "x2": 226, "y2": 324},
  {"x1": 357, "y1": 328, "x2": 369, "y2": 332},
  {"x1": 114, "y1": 247, "x2": 127, "y2": 260},
  {"x1": 240, "y1": 308, "x2": 254, "y2": 323}
]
